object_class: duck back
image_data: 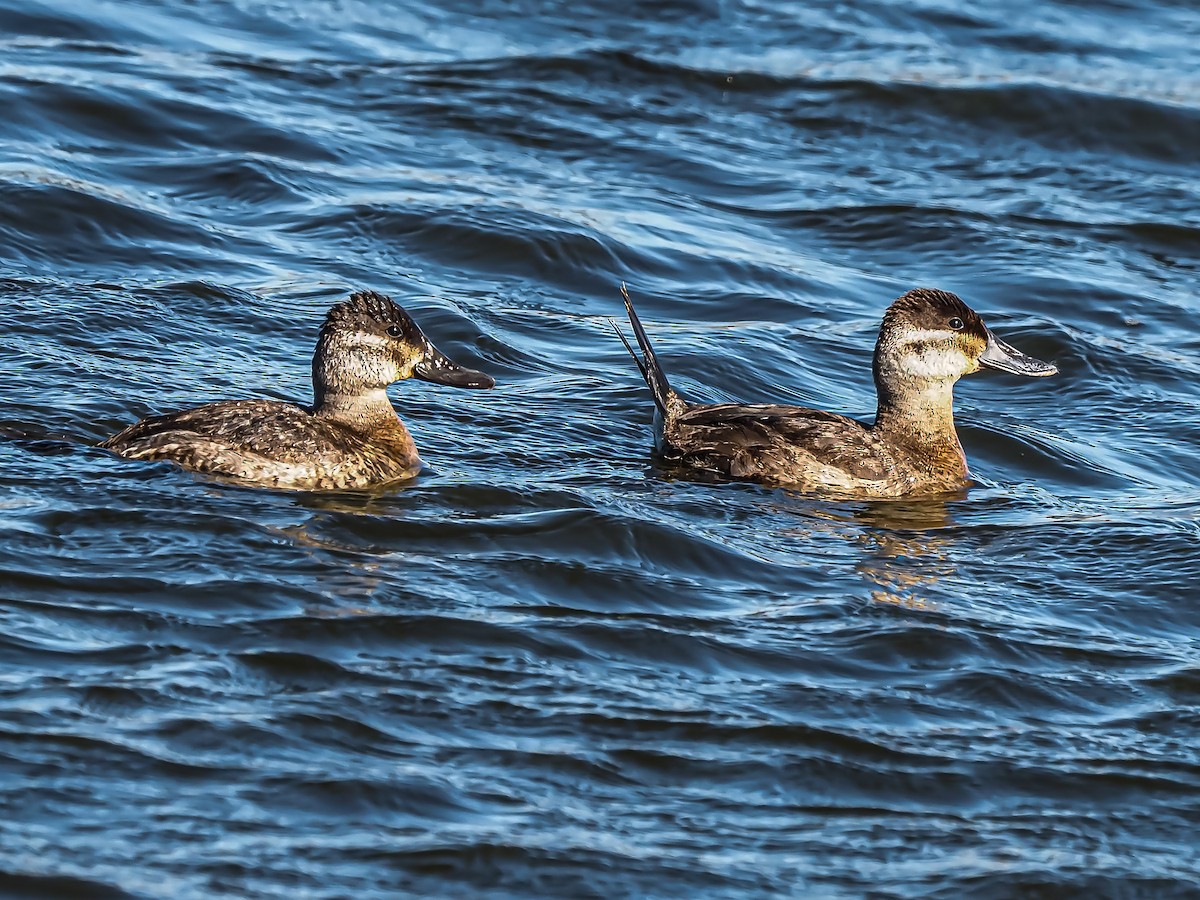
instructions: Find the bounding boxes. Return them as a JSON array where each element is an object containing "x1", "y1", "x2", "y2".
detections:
[{"x1": 101, "y1": 399, "x2": 420, "y2": 490}]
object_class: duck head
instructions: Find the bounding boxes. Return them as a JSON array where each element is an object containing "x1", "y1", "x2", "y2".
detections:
[
  {"x1": 872, "y1": 288, "x2": 1055, "y2": 397},
  {"x1": 313, "y1": 290, "x2": 494, "y2": 400}
]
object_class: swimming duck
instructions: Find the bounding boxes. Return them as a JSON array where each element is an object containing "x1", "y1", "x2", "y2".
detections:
[
  {"x1": 615, "y1": 285, "x2": 1056, "y2": 497},
  {"x1": 101, "y1": 290, "x2": 494, "y2": 490}
]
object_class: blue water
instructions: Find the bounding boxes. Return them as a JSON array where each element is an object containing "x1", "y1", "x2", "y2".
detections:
[{"x1": 2, "y1": 1, "x2": 1199, "y2": 897}]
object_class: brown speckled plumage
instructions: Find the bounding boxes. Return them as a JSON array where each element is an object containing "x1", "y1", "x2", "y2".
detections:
[
  {"x1": 101, "y1": 290, "x2": 495, "y2": 490},
  {"x1": 616, "y1": 285, "x2": 1056, "y2": 498}
]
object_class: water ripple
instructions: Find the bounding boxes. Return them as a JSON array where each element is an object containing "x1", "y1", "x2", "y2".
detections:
[{"x1": 1, "y1": 0, "x2": 1199, "y2": 897}]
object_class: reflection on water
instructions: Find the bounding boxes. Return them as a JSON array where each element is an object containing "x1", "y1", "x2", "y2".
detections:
[
  {"x1": 855, "y1": 531, "x2": 950, "y2": 609},
  {"x1": 767, "y1": 494, "x2": 961, "y2": 607},
  {"x1": 850, "y1": 500, "x2": 958, "y2": 607}
]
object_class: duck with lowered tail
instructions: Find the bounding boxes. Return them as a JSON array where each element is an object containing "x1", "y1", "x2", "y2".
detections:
[{"x1": 101, "y1": 290, "x2": 494, "y2": 490}]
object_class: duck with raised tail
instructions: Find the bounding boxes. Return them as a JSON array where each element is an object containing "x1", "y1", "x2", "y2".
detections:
[{"x1": 614, "y1": 285, "x2": 1056, "y2": 497}]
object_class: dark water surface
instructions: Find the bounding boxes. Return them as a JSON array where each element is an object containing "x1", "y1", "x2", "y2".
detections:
[{"x1": 2, "y1": 1, "x2": 1199, "y2": 897}]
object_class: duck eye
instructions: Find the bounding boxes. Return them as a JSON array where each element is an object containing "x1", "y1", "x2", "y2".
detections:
[
  {"x1": 386, "y1": 325, "x2": 404, "y2": 337},
  {"x1": 948, "y1": 317, "x2": 965, "y2": 330}
]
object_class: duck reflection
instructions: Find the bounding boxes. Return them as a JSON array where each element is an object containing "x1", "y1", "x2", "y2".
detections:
[
  {"x1": 774, "y1": 491, "x2": 963, "y2": 608},
  {"x1": 263, "y1": 486, "x2": 423, "y2": 615},
  {"x1": 852, "y1": 500, "x2": 958, "y2": 608}
]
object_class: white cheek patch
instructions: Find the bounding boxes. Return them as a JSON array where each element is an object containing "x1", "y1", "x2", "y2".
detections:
[
  {"x1": 900, "y1": 327, "x2": 960, "y2": 344},
  {"x1": 905, "y1": 351, "x2": 965, "y2": 380},
  {"x1": 339, "y1": 331, "x2": 412, "y2": 382},
  {"x1": 350, "y1": 332, "x2": 395, "y2": 352},
  {"x1": 894, "y1": 329, "x2": 971, "y2": 380}
]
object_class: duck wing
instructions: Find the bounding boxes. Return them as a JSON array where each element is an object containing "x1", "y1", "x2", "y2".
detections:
[
  {"x1": 100, "y1": 400, "x2": 338, "y2": 460},
  {"x1": 663, "y1": 402, "x2": 899, "y2": 485},
  {"x1": 101, "y1": 399, "x2": 421, "y2": 489}
]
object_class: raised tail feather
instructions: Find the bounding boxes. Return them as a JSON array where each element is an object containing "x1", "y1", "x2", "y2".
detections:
[{"x1": 613, "y1": 283, "x2": 684, "y2": 419}]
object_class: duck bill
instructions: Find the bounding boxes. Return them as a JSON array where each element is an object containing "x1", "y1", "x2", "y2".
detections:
[
  {"x1": 413, "y1": 342, "x2": 495, "y2": 389},
  {"x1": 979, "y1": 328, "x2": 1057, "y2": 377}
]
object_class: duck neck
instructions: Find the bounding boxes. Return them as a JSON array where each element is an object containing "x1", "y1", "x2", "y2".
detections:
[
  {"x1": 312, "y1": 386, "x2": 402, "y2": 430},
  {"x1": 872, "y1": 378, "x2": 967, "y2": 475},
  {"x1": 311, "y1": 333, "x2": 405, "y2": 430}
]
